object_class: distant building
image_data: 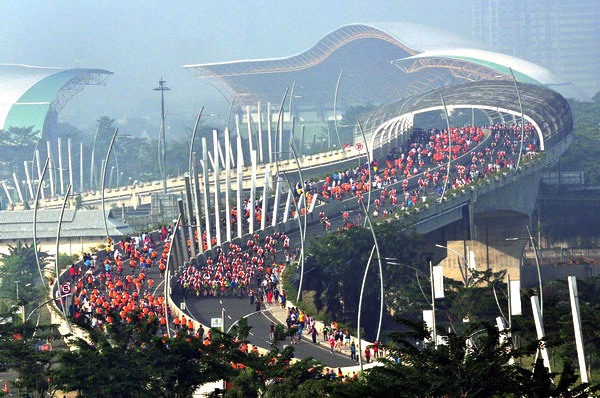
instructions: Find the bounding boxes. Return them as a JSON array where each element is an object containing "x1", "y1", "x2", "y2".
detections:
[
  {"x1": 471, "y1": 0, "x2": 600, "y2": 99},
  {"x1": 0, "y1": 208, "x2": 133, "y2": 256},
  {"x1": 0, "y1": 64, "x2": 112, "y2": 139},
  {"x1": 184, "y1": 22, "x2": 582, "y2": 119}
]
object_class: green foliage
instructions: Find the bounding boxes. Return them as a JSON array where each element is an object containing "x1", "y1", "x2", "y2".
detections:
[
  {"x1": 0, "y1": 126, "x2": 39, "y2": 147},
  {"x1": 355, "y1": 318, "x2": 599, "y2": 398},
  {"x1": 52, "y1": 311, "x2": 233, "y2": 398},
  {"x1": 0, "y1": 242, "x2": 48, "y2": 304},
  {"x1": 302, "y1": 221, "x2": 429, "y2": 338},
  {"x1": 558, "y1": 98, "x2": 600, "y2": 184},
  {"x1": 0, "y1": 319, "x2": 57, "y2": 397}
]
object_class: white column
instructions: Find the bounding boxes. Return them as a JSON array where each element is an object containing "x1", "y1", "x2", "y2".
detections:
[
  {"x1": 24, "y1": 161, "x2": 34, "y2": 200},
  {"x1": 257, "y1": 102, "x2": 263, "y2": 163},
  {"x1": 531, "y1": 296, "x2": 551, "y2": 372},
  {"x1": 35, "y1": 149, "x2": 44, "y2": 200},
  {"x1": 261, "y1": 164, "x2": 270, "y2": 230},
  {"x1": 1, "y1": 181, "x2": 13, "y2": 204},
  {"x1": 246, "y1": 106, "x2": 254, "y2": 157},
  {"x1": 236, "y1": 134, "x2": 244, "y2": 239},
  {"x1": 67, "y1": 138, "x2": 74, "y2": 190},
  {"x1": 271, "y1": 175, "x2": 281, "y2": 227},
  {"x1": 568, "y1": 276, "x2": 588, "y2": 383},
  {"x1": 283, "y1": 189, "x2": 292, "y2": 223},
  {"x1": 201, "y1": 137, "x2": 212, "y2": 250},
  {"x1": 235, "y1": 114, "x2": 244, "y2": 167},
  {"x1": 267, "y1": 102, "x2": 273, "y2": 164},
  {"x1": 79, "y1": 142, "x2": 84, "y2": 193},
  {"x1": 249, "y1": 150, "x2": 257, "y2": 235},
  {"x1": 46, "y1": 141, "x2": 55, "y2": 197},
  {"x1": 213, "y1": 130, "x2": 222, "y2": 247},
  {"x1": 225, "y1": 128, "x2": 232, "y2": 242},
  {"x1": 57, "y1": 138, "x2": 64, "y2": 196},
  {"x1": 12, "y1": 173, "x2": 24, "y2": 203},
  {"x1": 191, "y1": 152, "x2": 204, "y2": 253}
]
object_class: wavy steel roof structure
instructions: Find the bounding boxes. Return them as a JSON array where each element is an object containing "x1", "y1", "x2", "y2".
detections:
[
  {"x1": 368, "y1": 80, "x2": 572, "y2": 153},
  {"x1": 0, "y1": 64, "x2": 112, "y2": 138},
  {"x1": 184, "y1": 23, "x2": 579, "y2": 107}
]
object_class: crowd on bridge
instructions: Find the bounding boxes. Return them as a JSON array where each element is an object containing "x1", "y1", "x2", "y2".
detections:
[
  {"x1": 303, "y1": 123, "x2": 539, "y2": 230},
  {"x1": 174, "y1": 231, "x2": 292, "y2": 302}
]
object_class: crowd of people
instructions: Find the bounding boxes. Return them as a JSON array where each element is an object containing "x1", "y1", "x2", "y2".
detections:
[
  {"x1": 308, "y1": 123, "x2": 539, "y2": 231},
  {"x1": 174, "y1": 231, "x2": 291, "y2": 300},
  {"x1": 62, "y1": 232, "x2": 173, "y2": 333}
]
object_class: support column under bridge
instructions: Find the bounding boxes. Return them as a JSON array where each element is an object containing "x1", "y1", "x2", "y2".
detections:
[{"x1": 435, "y1": 169, "x2": 541, "y2": 282}]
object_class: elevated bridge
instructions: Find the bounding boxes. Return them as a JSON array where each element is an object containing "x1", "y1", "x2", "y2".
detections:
[{"x1": 51, "y1": 80, "x2": 572, "y2": 367}]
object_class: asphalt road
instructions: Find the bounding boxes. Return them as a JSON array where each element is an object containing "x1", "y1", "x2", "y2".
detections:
[{"x1": 179, "y1": 295, "x2": 358, "y2": 368}]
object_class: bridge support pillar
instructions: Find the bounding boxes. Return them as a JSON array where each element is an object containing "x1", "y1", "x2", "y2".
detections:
[{"x1": 439, "y1": 211, "x2": 529, "y2": 282}]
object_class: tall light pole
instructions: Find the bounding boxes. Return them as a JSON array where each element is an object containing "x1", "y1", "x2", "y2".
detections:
[
  {"x1": 154, "y1": 78, "x2": 171, "y2": 194},
  {"x1": 435, "y1": 243, "x2": 470, "y2": 287}
]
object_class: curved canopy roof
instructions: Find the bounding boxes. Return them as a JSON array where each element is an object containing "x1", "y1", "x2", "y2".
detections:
[
  {"x1": 184, "y1": 23, "x2": 578, "y2": 106},
  {"x1": 0, "y1": 64, "x2": 112, "y2": 137},
  {"x1": 369, "y1": 80, "x2": 572, "y2": 152}
]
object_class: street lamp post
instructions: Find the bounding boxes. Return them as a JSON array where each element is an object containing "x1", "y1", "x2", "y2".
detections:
[
  {"x1": 154, "y1": 78, "x2": 171, "y2": 194},
  {"x1": 435, "y1": 243, "x2": 470, "y2": 287}
]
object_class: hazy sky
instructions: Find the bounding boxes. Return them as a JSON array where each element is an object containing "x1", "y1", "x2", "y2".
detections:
[{"x1": 0, "y1": 1, "x2": 469, "y2": 132}]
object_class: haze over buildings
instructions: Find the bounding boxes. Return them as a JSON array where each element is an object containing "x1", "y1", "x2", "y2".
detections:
[{"x1": 0, "y1": 0, "x2": 598, "y2": 136}]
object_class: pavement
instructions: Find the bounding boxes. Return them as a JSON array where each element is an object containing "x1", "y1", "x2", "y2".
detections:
[{"x1": 177, "y1": 294, "x2": 359, "y2": 368}]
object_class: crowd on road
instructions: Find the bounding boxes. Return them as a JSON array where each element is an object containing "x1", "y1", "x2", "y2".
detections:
[
  {"x1": 60, "y1": 232, "x2": 173, "y2": 332},
  {"x1": 174, "y1": 231, "x2": 291, "y2": 300}
]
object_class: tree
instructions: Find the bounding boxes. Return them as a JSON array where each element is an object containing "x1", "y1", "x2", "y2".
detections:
[
  {"x1": 0, "y1": 242, "x2": 48, "y2": 305},
  {"x1": 52, "y1": 312, "x2": 233, "y2": 398},
  {"x1": 0, "y1": 316, "x2": 57, "y2": 397},
  {"x1": 356, "y1": 318, "x2": 599, "y2": 398},
  {"x1": 302, "y1": 221, "x2": 429, "y2": 338},
  {"x1": 0, "y1": 126, "x2": 39, "y2": 147}
]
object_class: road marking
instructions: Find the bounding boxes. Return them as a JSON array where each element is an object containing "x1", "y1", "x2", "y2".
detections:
[
  {"x1": 249, "y1": 332, "x2": 254, "y2": 336},
  {"x1": 227, "y1": 315, "x2": 232, "y2": 320}
]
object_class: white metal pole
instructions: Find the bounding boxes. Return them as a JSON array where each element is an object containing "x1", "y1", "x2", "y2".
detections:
[
  {"x1": 24, "y1": 161, "x2": 34, "y2": 200},
  {"x1": 191, "y1": 152, "x2": 204, "y2": 253},
  {"x1": 531, "y1": 296, "x2": 551, "y2": 372},
  {"x1": 47, "y1": 141, "x2": 55, "y2": 197},
  {"x1": 267, "y1": 102, "x2": 273, "y2": 164},
  {"x1": 12, "y1": 173, "x2": 24, "y2": 203},
  {"x1": 79, "y1": 142, "x2": 84, "y2": 193},
  {"x1": 246, "y1": 106, "x2": 254, "y2": 156},
  {"x1": 67, "y1": 138, "x2": 73, "y2": 191},
  {"x1": 235, "y1": 114, "x2": 244, "y2": 167},
  {"x1": 249, "y1": 150, "x2": 257, "y2": 235},
  {"x1": 236, "y1": 134, "x2": 243, "y2": 239},
  {"x1": 257, "y1": 102, "x2": 263, "y2": 163},
  {"x1": 58, "y1": 138, "x2": 64, "y2": 196},
  {"x1": 568, "y1": 276, "x2": 588, "y2": 383},
  {"x1": 271, "y1": 175, "x2": 281, "y2": 227},
  {"x1": 1, "y1": 181, "x2": 13, "y2": 205},
  {"x1": 430, "y1": 261, "x2": 437, "y2": 347},
  {"x1": 225, "y1": 128, "x2": 232, "y2": 242},
  {"x1": 213, "y1": 130, "x2": 222, "y2": 247},
  {"x1": 35, "y1": 149, "x2": 44, "y2": 200},
  {"x1": 201, "y1": 137, "x2": 212, "y2": 250},
  {"x1": 283, "y1": 189, "x2": 292, "y2": 223},
  {"x1": 261, "y1": 165, "x2": 269, "y2": 231}
]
